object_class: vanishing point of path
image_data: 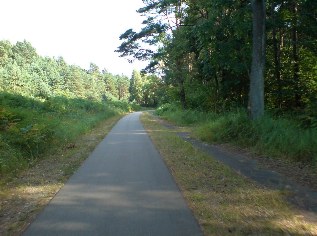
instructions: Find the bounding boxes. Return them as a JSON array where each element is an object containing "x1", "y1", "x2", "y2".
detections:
[{"x1": 23, "y1": 112, "x2": 202, "y2": 236}]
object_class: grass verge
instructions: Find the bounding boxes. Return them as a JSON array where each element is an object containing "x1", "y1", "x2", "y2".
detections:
[
  {"x1": 156, "y1": 103, "x2": 317, "y2": 166},
  {"x1": 141, "y1": 112, "x2": 317, "y2": 235},
  {"x1": 0, "y1": 114, "x2": 123, "y2": 235}
]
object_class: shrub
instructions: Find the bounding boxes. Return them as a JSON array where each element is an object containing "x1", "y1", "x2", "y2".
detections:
[{"x1": 0, "y1": 92, "x2": 133, "y2": 177}]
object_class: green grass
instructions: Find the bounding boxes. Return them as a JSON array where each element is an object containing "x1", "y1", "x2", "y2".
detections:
[
  {"x1": 141, "y1": 112, "x2": 317, "y2": 235},
  {"x1": 156, "y1": 103, "x2": 317, "y2": 166},
  {"x1": 156, "y1": 103, "x2": 218, "y2": 125},
  {"x1": 0, "y1": 92, "x2": 131, "y2": 178},
  {"x1": 0, "y1": 114, "x2": 122, "y2": 235}
]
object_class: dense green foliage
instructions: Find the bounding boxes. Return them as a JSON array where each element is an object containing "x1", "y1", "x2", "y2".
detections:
[
  {"x1": 129, "y1": 69, "x2": 163, "y2": 107},
  {"x1": 0, "y1": 40, "x2": 137, "y2": 177},
  {"x1": 118, "y1": 0, "x2": 316, "y2": 118},
  {"x1": 156, "y1": 104, "x2": 317, "y2": 165},
  {"x1": 0, "y1": 93, "x2": 132, "y2": 176},
  {"x1": 117, "y1": 0, "x2": 316, "y2": 164},
  {"x1": 0, "y1": 40, "x2": 131, "y2": 102}
]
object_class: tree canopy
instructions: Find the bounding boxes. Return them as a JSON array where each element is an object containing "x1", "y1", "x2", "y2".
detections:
[
  {"x1": 117, "y1": 0, "x2": 317, "y2": 119},
  {"x1": 0, "y1": 40, "x2": 130, "y2": 102}
]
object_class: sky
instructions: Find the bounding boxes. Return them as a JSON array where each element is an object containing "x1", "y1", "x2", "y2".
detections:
[{"x1": 0, "y1": 0, "x2": 148, "y2": 76}]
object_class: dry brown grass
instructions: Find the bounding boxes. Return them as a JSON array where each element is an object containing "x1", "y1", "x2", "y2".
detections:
[
  {"x1": 141, "y1": 112, "x2": 317, "y2": 236},
  {"x1": 0, "y1": 115, "x2": 122, "y2": 236}
]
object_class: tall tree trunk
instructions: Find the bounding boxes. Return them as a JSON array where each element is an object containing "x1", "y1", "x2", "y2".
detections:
[
  {"x1": 176, "y1": 59, "x2": 187, "y2": 109},
  {"x1": 179, "y1": 80, "x2": 187, "y2": 109},
  {"x1": 292, "y1": 1, "x2": 301, "y2": 107},
  {"x1": 272, "y1": 3, "x2": 282, "y2": 108},
  {"x1": 249, "y1": 0, "x2": 266, "y2": 119}
]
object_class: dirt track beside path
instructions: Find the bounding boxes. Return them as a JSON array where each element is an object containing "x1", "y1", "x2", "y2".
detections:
[{"x1": 155, "y1": 115, "x2": 317, "y2": 215}]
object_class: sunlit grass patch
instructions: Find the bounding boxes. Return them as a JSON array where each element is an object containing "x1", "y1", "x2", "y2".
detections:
[
  {"x1": 141, "y1": 112, "x2": 317, "y2": 235},
  {"x1": 0, "y1": 92, "x2": 131, "y2": 178}
]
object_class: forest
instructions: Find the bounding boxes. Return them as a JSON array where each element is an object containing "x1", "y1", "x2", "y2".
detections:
[
  {"x1": 0, "y1": 39, "x2": 166, "y2": 177},
  {"x1": 117, "y1": 0, "x2": 317, "y2": 165},
  {"x1": 0, "y1": 0, "x2": 316, "y2": 176},
  {"x1": 0, "y1": 1, "x2": 316, "y2": 234},
  {"x1": 0, "y1": 40, "x2": 132, "y2": 101},
  {"x1": 0, "y1": 40, "x2": 151, "y2": 177}
]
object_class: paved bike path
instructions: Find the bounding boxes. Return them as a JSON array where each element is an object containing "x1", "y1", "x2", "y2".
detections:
[{"x1": 23, "y1": 112, "x2": 202, "y2": 236}]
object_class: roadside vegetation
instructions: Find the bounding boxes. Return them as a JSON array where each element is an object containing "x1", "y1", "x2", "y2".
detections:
[
  {"x1": 117, "y1": 0, "x2": 317, "y2": 168},
  {"x1": 141, "y1": 112, "x2": 317, "y2": 235},
  {"x1": 0, "y1": 115, "x2": 122, "y2": 235},
  {"x1": 0, "y1": 93, "x2": 133, "y2": 179},
  {"x1": 156, "y1": 103, "x2": 317, "y2": 167},
  {"x1": 0, "y1": 40, "x2": 142, "y2": 179}
]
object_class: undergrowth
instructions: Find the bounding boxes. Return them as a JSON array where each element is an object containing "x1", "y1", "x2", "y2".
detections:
[
  {"x1": 156, "y1": 103, "x2": 317, "y2": 166},
  {"x1": 0, "y1": 92, "x2": 133, "y2": 178}
]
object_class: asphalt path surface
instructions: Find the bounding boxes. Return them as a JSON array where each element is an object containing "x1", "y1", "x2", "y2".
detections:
[{"x1": 23, "y1": 112, "x2": 202, "y2": 236}]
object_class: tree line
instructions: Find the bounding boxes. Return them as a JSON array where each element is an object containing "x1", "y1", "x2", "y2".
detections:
[
  {"x1": 117, "y1": 0, "x2": 316, "y2": 121},
  {"x1": 0, "y1": 40, "x2": 164, "y2": 108},
  {"x1": 129, "y1": 69, "x2": 163, "y2": 107},
  {"x1": 0, "y1": 40, "x2": 131, "y2": 101}
]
